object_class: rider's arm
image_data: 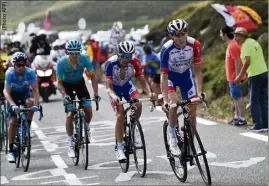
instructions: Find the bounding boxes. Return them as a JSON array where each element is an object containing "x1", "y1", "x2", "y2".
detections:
[
  {"x1": 160, "y1": 47, "x2": 169, "y2": 103},
  {"x1": 56, "y1": 61, "x2": 66, "y2": 96},
  {"x1": 3, "y1": 70, "x2": 16, "y2": 105},
  {"x1": 193, "y1": 40, "x2": 203, "y2": 95},
  {"x1": 83, "y1": 55, "x2": 98, "y2": 95},
  {"x1": 29, "y1": 70, "x2": 39, "y2": 106},
  {"x1": 104, "y1": 61, "x2": 117, "y2": 98},
  {"x1": 132, "y1": 58, "x2": 152, "y2": 96}
]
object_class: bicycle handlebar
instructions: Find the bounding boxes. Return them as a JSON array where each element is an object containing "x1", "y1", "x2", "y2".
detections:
[
  {"x1": 18, "y1": 105, "x2": 44, "y2": 121},
  {"x1": 72, "y1": 98, "x2": 99, "y2": 111},
  {"x1": 169, "y1": 93, "x2": 208, "y2": 110},
  {"x1": 114, "y1": 98, "x2": 155, "y2": 116}
]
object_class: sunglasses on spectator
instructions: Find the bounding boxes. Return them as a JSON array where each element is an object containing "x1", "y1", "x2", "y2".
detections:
[{"x1": 15, "y1": 63, "x2": 26, "y2": 68}]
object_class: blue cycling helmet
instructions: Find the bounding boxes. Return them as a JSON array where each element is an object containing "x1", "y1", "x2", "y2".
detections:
[
  {"x1": 65, "y1": 40, "x2": 82, "y2": 52},
  {"x1": 12, "y1": 52, "x2": 27, "y2": 63}
]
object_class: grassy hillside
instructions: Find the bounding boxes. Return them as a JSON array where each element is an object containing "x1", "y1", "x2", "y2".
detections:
[
  {"x1": 145, "y1": 0, "x2": 268, "y2": 122},
  {"x1": 4, "y1": 1, "x2": 190, "y2": 32}
]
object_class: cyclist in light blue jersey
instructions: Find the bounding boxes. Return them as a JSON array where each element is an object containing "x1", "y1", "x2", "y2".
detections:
[
  {"x1": 3, "y1": 52, "x2": 40, "y2": 163},
  {"x1": 56, "y1": 40, "x2": 100, "y2": 158}
]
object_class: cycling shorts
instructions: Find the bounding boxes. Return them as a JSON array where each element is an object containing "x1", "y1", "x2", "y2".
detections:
[
  {"x1": 167, "y1": 70, "x2": 197, "y2": 102},
  {"x1": 109, "y1": 81, "x2": 139, "y2": 109},
  {"x1": 62, "y1": 78, "x2": 91, "y2": 112},
  {"x1": 8, "y1": 90, "x2": 33, "y2": 118}
]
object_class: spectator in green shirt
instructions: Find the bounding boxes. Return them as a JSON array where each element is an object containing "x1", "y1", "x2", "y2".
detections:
[{"x1": 234, "y1": 27, "x2": 268, "y2": 132}]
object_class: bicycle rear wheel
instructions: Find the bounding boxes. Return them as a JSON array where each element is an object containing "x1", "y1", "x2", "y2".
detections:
[
  {"x1": 119, "y1": 122, "x2": 131, "y2": 173},
  {"x1": 163, "y1": 120, "x2": 187, "y2": 182},
  {"x1": 0, "y1": 111, "x2": 4, "y2": 151},
  {"x1": 21, "y1": 121, "x2": 31, "y2": 172},
  {"x1": 81, "y1": 117, "x2": 89, "y2": 170},
  {"x1": 133, "y1": 120, "x2": 147, "y2": 177},
  {"x1": 188, "y1": 123, "x2": 211, "y2": 185}
]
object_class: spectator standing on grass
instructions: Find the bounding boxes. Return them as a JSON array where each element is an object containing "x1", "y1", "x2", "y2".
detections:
[
  {"x1": 234, "y1": 27, "x2": 268, "y2": 132},
  {"x1": 219, "y1": 26, "x2": 247, "y2": 126}
]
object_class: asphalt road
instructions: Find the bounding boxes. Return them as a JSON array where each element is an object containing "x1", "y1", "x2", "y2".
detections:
[{"x1": 1, "y1": 80, "x2": 268, "y2": 185}]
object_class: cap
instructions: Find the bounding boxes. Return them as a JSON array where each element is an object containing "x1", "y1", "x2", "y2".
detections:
[{"x1": 234, "y1": 27, "x2": 248, "y2": 36}]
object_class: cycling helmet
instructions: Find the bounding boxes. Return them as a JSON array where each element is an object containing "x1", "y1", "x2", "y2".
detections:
[
  {"x1": 65, "y1": 40, "x2": 82, "y2": 51},
  {"x1": 12, "y1": 52, "x2": 27, "y2": 63},
  {"x1": 117, "y1": 41, "x2": 135, "y2": 54},
  {"x1": 167, "y1": 19, "x2": 189, "y2": 35}
]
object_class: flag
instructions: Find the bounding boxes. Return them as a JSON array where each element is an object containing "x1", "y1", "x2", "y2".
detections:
[
  {"x1": 211, "y1": 4, "x2": 259, "y2": 32},
  {"x1": 43, "y1": 10, "x2": 51, "y2": 30}
]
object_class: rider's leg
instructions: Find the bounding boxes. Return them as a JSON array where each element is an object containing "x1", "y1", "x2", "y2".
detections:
[
  {"x1": 25, "y1": 97, "x2": 34, "y2": 126},
  {"x1": 8, "y1": 113, "x2": 17, "y2": 162},
  {"x1": 115, "y1": 105, "x2": 126, "y2": 160}
]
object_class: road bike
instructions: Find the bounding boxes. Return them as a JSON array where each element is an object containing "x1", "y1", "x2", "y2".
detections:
[
  {"x1": 115, "y1": 97, "x2": 155, "y2": 177},
  {"x1": 72, "y1": 97, "x2": 99, "y2": 170},
  {"x1": 162, "y1": 94, "x2": 211, "y2": 185},
  {"x1": 0, "y1": 96, "x2": 8, "y2": 154},
  {"x1": 14, "y1": 105, "x2": 43, "y2": 172}
]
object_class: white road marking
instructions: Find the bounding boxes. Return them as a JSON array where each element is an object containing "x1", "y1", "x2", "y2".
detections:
[
  {"x1": 240, "y1": 132, "x2": 268, "y2": 142},
  {"x1": 51, "y1": 155, "x2": 68, "y2": 168},
  {"x1": 1, "y1": 176, "x2": 9, "y2": 184},
  {"x1": 32, "y1": 121, "x2": 83, "y2": 185},
  {"x1": 210, "y1": 157, "x2": 266, "y2": 168}
]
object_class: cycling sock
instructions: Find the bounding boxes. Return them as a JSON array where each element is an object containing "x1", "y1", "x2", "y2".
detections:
[
  {"x1": 9, "y1": 143, "x2": 14, "y2": 152},
  {"x1": 234, "y1": 115, "x2": 239, "y2": 120},
  {"x1": 239, "y1": 117, "x2": 245, "y2": 121},
  {"x1": 117, "y1": 141, "x2": 124, "y2": 150},
  {"x1": 168, "y1": 125, "x2": 176, "y2": 138},
  {"x1": 67, "y1": 136, "x2": 74, "y2": 147}
]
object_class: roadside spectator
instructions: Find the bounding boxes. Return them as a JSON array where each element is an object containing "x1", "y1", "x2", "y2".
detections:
[
  {"x1": 234, "y1": 27, "x2": 268, "y2": 132},
  {"x1": 220, "y1": 26, "x2": 247, "y2": 126}
]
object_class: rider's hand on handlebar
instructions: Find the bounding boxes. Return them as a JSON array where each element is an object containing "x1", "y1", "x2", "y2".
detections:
[
  {"x1": 148, "y1": 92, "x2": 156, "y2": 101},
  {"x1": 94, "y1": 93, "x2": 101, "y2": 102},
  {"x1": 111, "y1": 95, "x2": 119, "y2": 106},
  {"x1": 30, "y1": 106, "x2": 39, "y2": 112},
  {"x1": 162, "y1": 101, "x2": 169, "y2": 113},
  {"x1": 62, "y1": 95, "x2": 72, "y2": 104},
  {"x1": 11, "y1": 105, "x2": 20, "y2": 114}
]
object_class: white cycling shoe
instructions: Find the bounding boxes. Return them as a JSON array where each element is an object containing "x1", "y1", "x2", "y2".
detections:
[
  {"x1": 116, "y1": 149, "x2": 127, "y2": 161},
  {"x1": 68, "y1": 146, "x2": 75, "y2": 158},
  {"x1": 169, "y1": 138, "x2": 180, "y2": 156}
]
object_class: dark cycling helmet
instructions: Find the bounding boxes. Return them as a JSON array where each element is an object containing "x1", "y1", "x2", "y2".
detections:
[
  {"x1": 12, "y1": 52, "x2": 27, "y2": 63},
  {"x1": 117, "y1": 41, "x2": 135, "y2": 54}
]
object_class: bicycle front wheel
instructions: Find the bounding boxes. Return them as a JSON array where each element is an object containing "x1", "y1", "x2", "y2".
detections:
[
  {"x1": 15, "y1": 126, "x2": 21, "y2": 168},
  {"x1": 163, "y1": 120, "x2": 187, "y2": 182},
  {"x1": 81, "y1": 117, "x2": 89, "y2": 170},
  {"x1": 188, "y1": 123, "x2": 211, "y2": 185},
  {"x1": 132, "y1": 120, "x2": 147, "y2": 177},
  {"x1": 119, "y1": 122, "x2": 131, "y2": 173},
  {"x1": 0, "y1": 110, "x2": 4, "y2": 151},
  {"x1": 21, "y1": 121, "x2": 31, "y2": 172}
]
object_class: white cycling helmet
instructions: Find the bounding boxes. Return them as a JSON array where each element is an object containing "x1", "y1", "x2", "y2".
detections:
[
  {"x1": 117, "y1": 41, "x2": 135, "y2": 54},
  {"x1": 167, "y1": 19, "x2": 189, "y2": 35}
]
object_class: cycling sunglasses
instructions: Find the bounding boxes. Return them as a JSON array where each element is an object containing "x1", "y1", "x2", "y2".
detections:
[
  {"x1": 118, "y1": 53, "x2": 132, "y2": 60},
  {"x1": 68, "y1": 51, "x2": 81, "y2": 56},
  {"x1": 174, "y1": 31, "x2": 187, "y2": 37},
  {"x1": 15, "y1": 63, "x2": 26, "y2": 68}
]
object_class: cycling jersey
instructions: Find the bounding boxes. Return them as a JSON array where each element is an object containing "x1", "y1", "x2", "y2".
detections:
[
  {"x1": 143, "y1": 51, "x2": 160, "y2": 75},
  {"x1": 160, "y1": 36, "x2": 201, "y2": 100},
  {"x1": 105, "y1": 55, "x2": 143, "y2": 87},
  {"x1": 5, "y1": 67, "x2": 36, "y2": 93},
  {"x1": 105, "y1": 55, "x2": 142, "y2": 104},
  {"x1": 56, "y1": 54, "x2": 95, "y2": 84}
]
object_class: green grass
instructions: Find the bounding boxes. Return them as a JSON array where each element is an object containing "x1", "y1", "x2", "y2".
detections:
[{"x1": 5, "y1": 1, "x2": 189, "y2": 31}]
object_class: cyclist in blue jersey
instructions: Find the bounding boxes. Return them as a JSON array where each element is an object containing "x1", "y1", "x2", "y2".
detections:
[
  {"x1": 3, "y1": 52, "x2": 40, "y2": 163},
  {"x1": 160, "y1": 19, "x2": 204, "y2": 156},
  {"x1": 142, "y1": 44, "x2": 162, "y2": 105},
  {"x1": 56, "y1": 40, "x2": 100, "y2": 158}
]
